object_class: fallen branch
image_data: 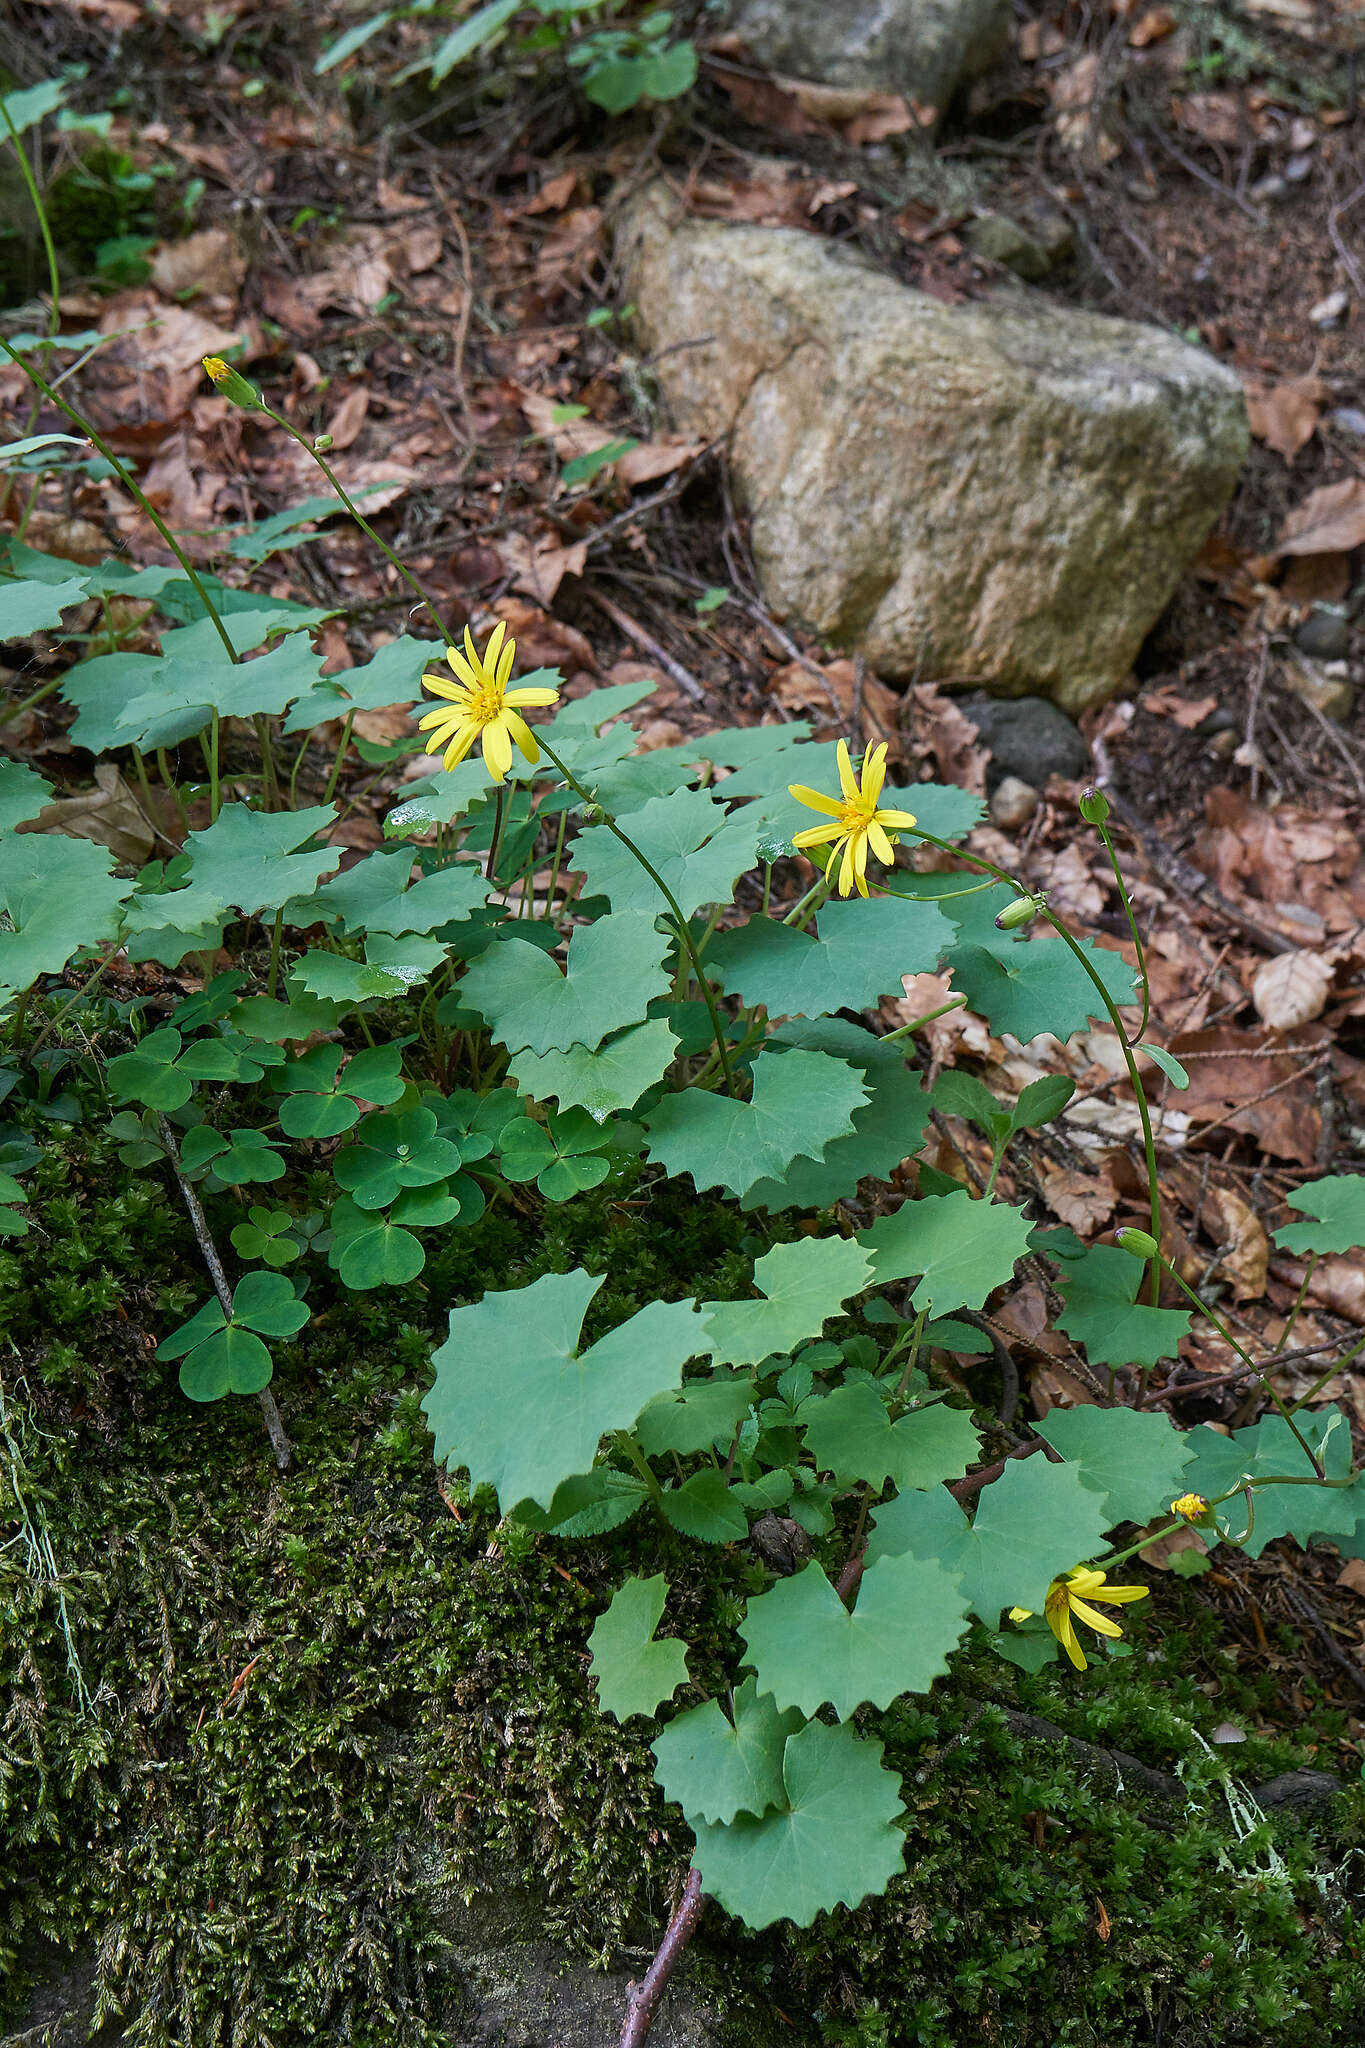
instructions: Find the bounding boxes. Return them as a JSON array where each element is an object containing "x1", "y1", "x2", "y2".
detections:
[
  {"x1": 155, "y1": 1114, "x2": 292, "y2": 1471},
  {"x1": 620, "y1": 1865, "x2": 705, "y2": 2048}
]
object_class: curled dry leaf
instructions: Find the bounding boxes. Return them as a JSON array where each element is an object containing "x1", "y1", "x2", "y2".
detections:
[
  {"x1": 1202, "y1": 1184, "x2": 1269, "y2": 1300},
  {"x1": 1041, "y1": 1168, "x2": 1118, "y2": 1236},
  {"x1": 1140, "y1": 1524, "x2": 1209, "y2": 1571},
  {"x1": 1278, "y1": 478, "x2": 1365, "y2": 557},
  {"x1": 150, "y1": 229, "x2": 246, "y2": 303},
  {"x1": 23, "y1": 762, "x2": 160, "y2": 865},
  {"x1": 1251, "y1": 949, "x2": 1334, "y2": 1031},
  {"x1": 1243, "y1": 375, "x2": 1325, "y2": 461},
  {"x1": 495, "y1": 530, "x2": 588, "y2": 607}
]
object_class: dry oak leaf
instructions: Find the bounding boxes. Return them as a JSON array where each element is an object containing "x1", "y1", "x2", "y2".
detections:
[
  {"x1": 1251, "y1": 949, "x2": 1334, "y2": 1030},
  {"x1": 1041, "y1": 1168, "x2": 1118, "y2": 1236},
  {"x1": 1337, "y1": 1559, "x2": 1365, "y2": 1598},
  {"x1": 150, "y1": 229, "x2": 246, "y2": 302},
  {"x1": 1243, "y1": 375, "x2": 1325, "y2": 462},
  {"x1": 325, "y1": 387, "x2": 370, "y2": 452},
  {"x1": 1202, "y1": 1183, "x2": 1269, "y2": 1301},
  {"x1": 1278, "y1": 478, "x2": 1365, "y2": 557},
  {"x1": 495, "y1": 530, "x2": 589, "y2": 607},
  {"x1": 100, "y1": 297, "x2": 242, "y2": 373}
]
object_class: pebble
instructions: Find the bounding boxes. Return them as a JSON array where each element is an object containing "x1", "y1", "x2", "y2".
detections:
[
  {"x1": 1285, "y1": 152, "x2": 1314, "y2": 183},
  {"x1": 1293, "y1": 605, "x2": 1351, "y2": 661},
  {"x1": 989, "y1": 775, "x2": 1040, "y2": 829},
  {"x1": 1283, "y1": 653, "x2": 1356, "y2": 721},
  {"x1": 1249, "y1": 173, "x2": 1288, "y2": 204},
  {"x1": 1310, "y1": 289, "x2": 1350, "y2": 327},
  {"x1": 1333, "y1": 406, "x2": 1365, "y2": 437}
]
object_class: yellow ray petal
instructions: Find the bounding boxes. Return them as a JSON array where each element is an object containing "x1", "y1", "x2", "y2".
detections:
[
  {"x1": 838, "y1": 834, "x2": 857, "y2": 898},
  {"x1": 792, "y1": 822, "x2": 841, "y2": 849},
  {"x1": 505, "y1": 709, "x2": 540, "y2": 764},
  {"x1": 867, "y1": 821, "x2": 896, "y2": 866},
  {"x1": 482, "y1": 620, "x2": 508, "y2": 679},
  {"x1": 482, "y1": 716, "x2": 514, "y2": 780},
  {"x1": 421, "y1": 671, "x2": 463, "y2": 703},
  {"x1": 862, "y1": 741, "x2": 889, "y2": 803},
  {"x1": 419, "y1": 706, "x2": 463, "y2": 732},
  {"x1": 788, "y1": 783, "x2": 843, "y2": 817},
  {"x1": 1053, "y1": 1610, "x2": 1087, "y2": 1669},
  {"x1": 836, "y1": 737, "x2": 859, "y2": 802},
  {"x1": 441, "y1": 723, "x2": 479, "y2": 771},
  {"x1": 1068, "y1": 1598, "x2": 1123, "y2": 1638},
  {"x1": 1086, "y1": 1583, "x2": 1149, "y2": 1607},
  {"x1": 877, "y1": 807, "x2": 917, "y2": 830},
  {"x1": 504, "y1": 685, "x2": 560, "y2": 708}
]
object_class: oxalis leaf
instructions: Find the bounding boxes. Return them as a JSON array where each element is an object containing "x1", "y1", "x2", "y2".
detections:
[
  {"x1": 703, "y1": 1236, "x2": 872, "y2": 1369},
  {"x1": 423, "y1": 1269, "x2": 702, "y2": 1511},
  {"x1": 1035, "y1": 1406, "x2": 1196, "y2": 1528},
  {"x1": 690, "y1": 1719, "x2": 905, "y2": 1931},
  {"x1": 644, "y1": 1049, "x2": 868, "y2": 1200},
  {"x1": 741, "y1": 1553, "x2": 971, "y2": 1718},
  {"x1": 652, "y1": 1678, "x2": 803, "y2": 1826},
  {"x1": 587, "y1": 1573, "x2": 690, "y2": 1722},
  {"x1": 858, "y1": 1189, "x2": 1031, "y2": 1316},
  {"x1": 460, "y1": 910, "x2": 671, "y2": 1056},
  {"x1": 867, "y1": 1455, "x2": 1112, "y2": 1622},
  {"x1": 708, "y1": 895, "x2": 953, "y2": 1018}
]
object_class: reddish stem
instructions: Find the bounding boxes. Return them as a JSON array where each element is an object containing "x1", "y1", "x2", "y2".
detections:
[{"x1": 620, "y1": 1866, "x2": 705, "y2": 2048}]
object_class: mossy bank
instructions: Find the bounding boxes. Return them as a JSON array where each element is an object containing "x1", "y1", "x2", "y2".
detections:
[{"x1": 3, "y1": 1119, "x2": 1364, "y2": 2047}]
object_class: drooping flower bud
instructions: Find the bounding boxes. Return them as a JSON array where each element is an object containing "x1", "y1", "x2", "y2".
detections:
[
  {"x1": 1116, "y1": 1227, "x2": 1159, "y2": 1259},
  {"x1": 994, "y1": 892, "x2": 1042, "y2": 931},
  {"x1": 1078, "y1": 785, "x2": 1110, "y2": 826},
  {"x1": 201, "y1": 355, "x2": 262, "y2": 410}
]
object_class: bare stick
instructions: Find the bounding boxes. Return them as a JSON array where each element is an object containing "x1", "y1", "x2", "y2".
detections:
[
  {"x1": 155, "y1": 1114, "x2": 292, "y2": 1471},
  {"x1": 620, "y1": 1866, "x2": 705, "y2": 2048}
]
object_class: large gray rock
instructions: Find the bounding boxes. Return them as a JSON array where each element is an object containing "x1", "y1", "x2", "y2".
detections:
[
  {"x1": 730, "y1": 0, "x2": 1010, "y2": 121},
  {"x1": 619, "y1": 187, "x2": 1248, "y2": 713}
]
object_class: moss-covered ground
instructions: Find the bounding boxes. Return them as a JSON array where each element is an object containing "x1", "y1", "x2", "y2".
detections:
[{"x1": 3, "y1": 1118, "x2": 1364, "y2": 2047}]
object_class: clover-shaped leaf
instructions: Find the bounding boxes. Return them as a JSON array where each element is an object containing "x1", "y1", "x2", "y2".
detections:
[
  {"x1": 230, "y1": 1205, "x2": 303, "y2": 1268},
  {"x1": 155, "y1": 1270, "x2": 308, "y2": 1403},
  {"x1": 588, "y1": 1573, "x2": 690, "y2": 1722},
  {"x1": 106, "y1": 1027, "x2": 194, "y2": 1111},
  {"x1": 277, "y1": 1041, "x2": 407, "y2": 1139},
  {"x1": 174, "y1": 1032, "x2": 286, "y2": 1085},
  {"x1": 327, "y1": 1195, "x2": 427, "y2": 1289},
  {"x1": 497, "y1": 1107, "x2": 614, "y2": 1202},
  {"x1": 332, "y1": 1106, "x2": 464, "y2": 1211},
  {"x1": 178, "y1": 1125, "x2": 286, "y2": 1186}
]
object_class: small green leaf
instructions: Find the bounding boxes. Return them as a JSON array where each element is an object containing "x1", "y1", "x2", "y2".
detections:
[
  {"x1": 507, "y1": 1017, "x2": 678, "y2": 1117},
  {"x1": 798, "y1": 1383, "x2": 981, "y2": 1491},
  {"x1": 652, "y1": 1678, "x2": 802, "y2": 1826},
  {"x1": 178, "y1": 1324, "x2": 274, "y2": 1402},
  {"x1": 1139, "y1": 1043, "x2": 1190, "y2": 1090},
  {"x1": 659, "y1": 1470, "x2": 748, "y2": 1544},
  {"x1": 1054, "y1": 1244, "x2": 1191, "y2": 1371},
  {"x1": 635, "y1": 1373, "x2": 755, "y2": 1457},
  {"x1": 327, "y1": 1198, "x2": 426, "y2": 1289},
  {"x1": 106, "y1": 1028, "x2": 193, "y2": 1112},
  {"x1": 561, "y1": 438, "x2": 640, "y2": 487},
  {"x1": 690, "y1": 1719, "x2": 905, "y2": 1930},
  {"x1": 587, "y1": 1573, "x2": 690, "y2": 1722},
  {"x1": 741, "y1": 1553, "x2": 970, "y2": 1718}
]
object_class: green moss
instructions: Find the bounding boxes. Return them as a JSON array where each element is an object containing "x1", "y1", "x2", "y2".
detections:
[{"x1": 2, "y1": 1118, "x2": 1363, "y2": 2045}]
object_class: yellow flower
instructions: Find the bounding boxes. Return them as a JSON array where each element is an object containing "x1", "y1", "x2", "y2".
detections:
[
  {"x1": 1009, "y1": 1566, "x2": 1149, "y2": 1672},
  {"x1": 202, "y1": 355, "x2": 230, "y2": 384},
  {"x1": 1170, "y1": 1492, "x2": 1209, "y2": 1521},
  {"x1": 417, "y1": 622, "x2": 560, "y2": 781},
  {"x1": 788, "y1": 739, "x2": 917, "y2": 898}
]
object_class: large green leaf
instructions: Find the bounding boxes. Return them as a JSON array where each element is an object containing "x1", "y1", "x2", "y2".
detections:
[
  {"x1": 181, "y1": 804, "x2": 340, "y2": 917},
  {"x1": 652, "y1": 1679, "x2": 803, "y2": 1826},
  {"x1": 859, "y1": 1189, "x2": 1031, "y2": 1316},
  {"x1": 798, "y1": 1383, "x2": 981, "y2": 1491},
  {"x1": 1180, "y1": 1408, "x2": 1357, "y2": 1558},
  {"x1": 740, "y1": 1022, "x2": 930, "y2": 1213},
  {"x1": 1035, "y1": 1406, "x2": 1196, "y2": 1528},
  {"x1": 508, "y1": 1017, "x2": 678, "y2": 1117},
  {"x1": 741, "y1": 1553, "x2": 970, "y2": 1718},
  {"x1": 644, "y1": 1049, "x2": 867, "y2": 1199},
  {"x1": 946, "y1": 936, "x2": 1135, "y2": 1043},
  {"x1": 690, "y1": 1719, "x2": 905, "y2": 1930},
  {"x1": 702, "y1": 1236, "x2": 872, "y2": 1369},
  {"x1": 572, "y1": 786, "x2": 760, "y2": 918},
  {"x1": 0, "y1": 573, "x2": 89, "y2": 638},
  {"x1": 587, "y1": 1573, "x2": 690, "y2": 1722},
  {"x1": 1274, "y1": 1175, "x2": 1365, "y2": 1257},
  {"x1": 460, "y1": 911, "x2": 670, "y2": 1056},
  {"x1": 867, "y1": 1455, "x2": 1113, "y2": 1622},
  {"x1": 0, "y1": 761, "x2": 52, "y2": 831},
  {"x1": 708, "y1": 895, "x2": 954, "y2": 1018},
  {"x1": 280, "y1": 631, "x2": 432, "y2": 729},
  {"x1": 423, "y1": 1270, "x2": 702, "y2": 1511},
  {"x1": 1053, "y1": 1244, "x2": 1191, "y2": 1371},
  {"x1": 0, "y1": 832, "x2": 134, "y2": 1004},
  {"x1": 290, "y1": 933, "x2": 447, "y2": 1002}
]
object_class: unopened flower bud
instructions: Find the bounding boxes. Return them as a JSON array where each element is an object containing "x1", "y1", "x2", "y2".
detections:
[
  {"x1": 1116, "y1": 1227, "x2": 1159, "y2": 1259},
  {"x1": 313, "y1": 434, "x2": 334, "y2": 452},
  {"x1": 201, "y1": 355, "x2": 262, "y2": 410},
  {"x1": 1078, "y1": 785, "x2": 1110, "y2": 826},
  {"x1": 995, "y1": 892, "x2": 1041, "y2": 931}
]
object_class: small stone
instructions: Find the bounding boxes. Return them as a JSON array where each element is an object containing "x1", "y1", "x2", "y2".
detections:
[
  {"x1": 1310, "y1": 289, "x2": 1350, "y2": 328},
  {"x1": 1293, "y1": 604, "x2": 1351, "y2": 661},
  {"x1": 1249, "y1": 173, "x2": 1288, "y2": 204},
  {"x1": 1254, "y1": 1769, "x2": 1344, "y2": 1815},
  {"x1": 1285, "y1": 152, "x2": 1315, "y2": 183},
  {"x1": 966, "y1": 213, "x2": 1052, "y2": 281},
  {"x1": 1282, "y1": 653, "x2": 1356, "y2": 720},
  {"x1": 989, "y1": 774, "x2": 1040, "y2": 828},
  {"x1": 1332, "y1": 406, "x2": 1365, "y2": 438},
  {"x1": 959, "y1": 693, "x2": 1091, "y2": 792},
  {"x1": 730, "y1": 0, "x2": 1011, "y2": 125}
]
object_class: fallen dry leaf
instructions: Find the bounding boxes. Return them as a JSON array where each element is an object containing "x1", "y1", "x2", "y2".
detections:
[
  {"x1": 325, "y1": 386, "x2": 370, "y2": 451},
  {"x1": 1046, "y1": 843, "x2": 1105, "y2": 922},
  {"x1": 22, "y1": 762, "x2": 158, "y2": 865},
  {"x1": 1049, "y1": 55, "x2": 1122, "y2": 164},
  {"x1": 524, "y1": 169, "x2": 582, "y2": 215},
  {"x1": 1244, "y1": 374, "x2": 1325, "y2": 461},
  {"x1": 1041, "y1": 1168, "x2": 1118, "y2": 1236},
  {"x1": 1129, "y1": 4, "x2": 1177, "y2": 43},
  {"x1": 1169, "y1": 1024, "x2": 1323, "y2": 1163},
  {"x1": 1172, "y1": 91, "x2": 1244, "y2": 144},
  {"x1": 1337, "y1": 1559, "x2": 1365, "y2": 1598},
  {"x1": 1278, "y1": 477, "x2": 1365, "y2": 557},
  {"x1": 490, "y1": 597, "x2": 597, "y2": 675},
  {"x1": 615, "y1": 438, "x2": 705, "y2": 486},
  {"x1": 101, "y1": 296, "x2": 242, "y2": 373},
  {"x1": 891, "y1": 970, "x2": 993, "y2": 1062},
  {"x1": 1140, "y1": 1523, "x2": 1210, "y2": 1570},
  {"x1": 1251, "y1": 949, "x2": 1334, "y2": 1030},
  {"x1": 904, "y1": 683, "x2": 987, "y2": 795},
  {"x1": 495, "y1": 530, "x2": 588, "y2": 606},
  {"x1": 1202, "y1": 1183, "x2": 1269, "y2": 1300}
]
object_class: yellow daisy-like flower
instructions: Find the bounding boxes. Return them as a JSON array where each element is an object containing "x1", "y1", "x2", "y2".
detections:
[
  {"x1": 788, "y1": 739, "x2": 917, "y2": 899},
  {"x1": 1009, "y1": 1566, "x2": 1149, "y2": 1672},
  {"x1": 418, "y1": 622, "x2": 559, "y2": 781},
  {"x1": 1170, "y1": 1492, "x2": 1210, "y2": 1521}
]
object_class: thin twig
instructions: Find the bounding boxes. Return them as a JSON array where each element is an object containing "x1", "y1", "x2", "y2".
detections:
[
  {"x1": 155, "y1": 1114, "x2": 292, "y2": 1471},
  {"x1": 620, "y1": 1866, "x2": 705, "y2": 2048},
  {"x1": 584, "y1": 586, "x2": 709, "y2": 703}
]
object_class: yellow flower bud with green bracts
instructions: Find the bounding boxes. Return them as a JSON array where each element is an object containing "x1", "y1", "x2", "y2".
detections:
[
  {"x1": 201, "y1": 355, "x2": 262, "y2": 410},
  {"x1": 994, "y1": 892, "x2": 1042, "y2": 931},
  {"x1": 1116, "y1": 1227, "x2": 1159, "y2": 1259},
  {"x1": 1170, "y1": 1492, "x2": 1210, "y2": 1521}
]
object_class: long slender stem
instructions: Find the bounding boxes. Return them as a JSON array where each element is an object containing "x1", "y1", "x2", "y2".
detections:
[
  {"x1": 0, "y1": 338, "x2": 239, "y2": 664},
  {"x1": 154, "y1": 1114, "x2": 292, "y2": 1471},
  {"x1": 881, "y1": 997, "x2": 970, "y2": 1044},
  {"x1": 321, "y1": 709, "x2": 355, "y2": 804},
  {"x1": 1155, "y1": 1256, "x2": 1325, "y2": 1478},
  {"x1": 1095, "y1": 820, "x2": 1151, "y2": 1045},
  {"x1": 539, "y1": 739, "x2": 735, "y2": 1094},
  {"x1": 206, "y1": 709, "x2": 222, "y2": 822},
  {"x1": 0, "y1": 97, "x2": 63, "y2": 524},
  {"x1": 1274, "y1": 1255, "x2": 1319, "y2": 1357}
]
